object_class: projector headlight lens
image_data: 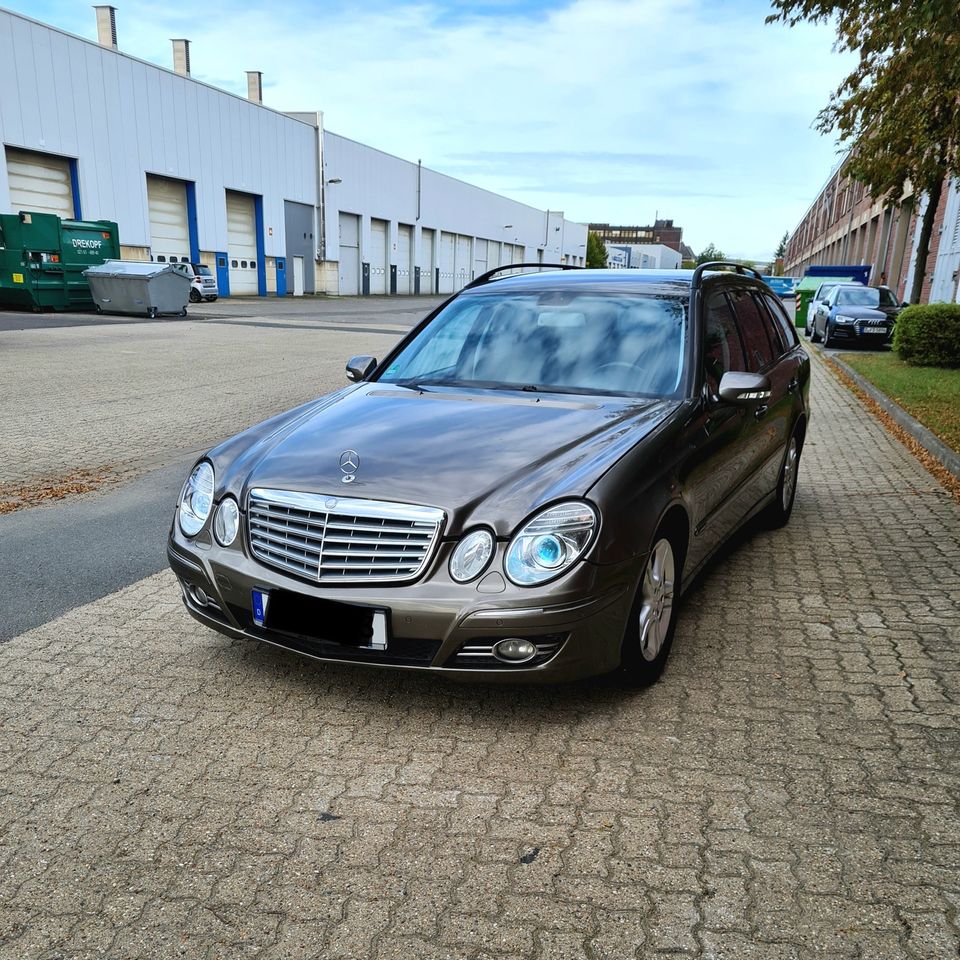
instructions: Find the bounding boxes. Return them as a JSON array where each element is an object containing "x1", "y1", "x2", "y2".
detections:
[{"x1": 505, "y1": 501, "x2": 598, "y2": 586}]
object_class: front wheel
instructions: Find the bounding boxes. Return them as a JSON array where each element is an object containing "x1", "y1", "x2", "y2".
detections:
[
  {"x1": 615, "y1": 533, "x2": 682, "y2": 687},
  {"x1": 764, "y1": 426, "x2": 802, "y2": 528},
  {"x1": 810, "y1": 319, "x2": 822, "y2": 343}
]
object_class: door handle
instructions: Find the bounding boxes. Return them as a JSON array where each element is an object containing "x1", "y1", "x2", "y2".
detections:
[
  {"x1": 788, "y1": 378, "x2": 799, "y2": 393},
  {"x1": 754, "y1": 404, "x2": 769, "y2": 420}
]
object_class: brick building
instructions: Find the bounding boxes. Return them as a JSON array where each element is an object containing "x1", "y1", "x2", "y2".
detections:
[
  {"x1": 589, "y1": 219, "x2": 684, "y2": 252},
  {"x1": 783, "y1": 159, "x2": 960, "y2": 304}
]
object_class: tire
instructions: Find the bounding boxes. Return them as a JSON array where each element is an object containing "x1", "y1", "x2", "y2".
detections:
[
  {"x1": 764, "y1": 425, "x2": 802, "y2": 529},
  {"x1": 148, "y1": 307, "x2": 158, "y2": 319},
  {"x1": 95, "y1": 305, "x2": 103, "y2": 314},
  {"x1": 810, "y1": 319, "x2": 822, "y2": 343},
  {"x1": 189, "y1": 288, "x2": 201, "y2": 303},
  {"x1": 615, "y1": 530, "x2": 683, "y2": 687}
]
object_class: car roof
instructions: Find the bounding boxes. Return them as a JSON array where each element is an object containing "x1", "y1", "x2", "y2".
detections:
[{"x1": 471, "y1": 267, "x2": 758, "y2": 296}]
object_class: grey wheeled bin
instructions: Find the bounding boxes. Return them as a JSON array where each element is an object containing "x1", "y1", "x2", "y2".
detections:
[{"x1": 83, "y1": 260, "x2": 192, "y2": 318}]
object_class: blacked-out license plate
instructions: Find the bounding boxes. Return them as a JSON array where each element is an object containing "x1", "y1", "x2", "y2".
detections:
[{"x1": 253, "y1": 589, "x2": 388, "y2": 650}]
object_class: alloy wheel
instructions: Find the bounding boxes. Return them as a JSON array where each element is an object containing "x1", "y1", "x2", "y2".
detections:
[
  {"x1": 782, "y1": 436, "x2": 799, "y2": 511},
  {"x1": 638, "y1": 538, "x2": 675, "y2": 662}
]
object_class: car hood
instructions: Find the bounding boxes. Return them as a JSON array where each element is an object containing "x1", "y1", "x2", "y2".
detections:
[
  {"x1": 213, "y1": 383, "x2": 679, "y2": 536},
  {"x1": 830, "y1": 305, "x2": 890, "y2": 320}
]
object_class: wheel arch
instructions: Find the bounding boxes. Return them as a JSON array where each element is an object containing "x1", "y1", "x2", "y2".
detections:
[{"x1": 654, "y1": 502, "x2": 690, "y2": 572}]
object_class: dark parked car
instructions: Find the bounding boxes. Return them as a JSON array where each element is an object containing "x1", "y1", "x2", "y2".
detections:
[
  {"x1": 810, "y1": 284, "x2": 901, "y2": 346},
  {"x1": 168, "y1": 263, "x2": 810, "y2": 684}
]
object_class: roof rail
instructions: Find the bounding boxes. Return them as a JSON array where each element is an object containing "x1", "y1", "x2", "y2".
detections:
[
  {"x1": 691, "y1": 261, "x2": 764, "y2": 287},
  {"x1": 462, "y1": 262, "x2": 583, "y2": 291}
]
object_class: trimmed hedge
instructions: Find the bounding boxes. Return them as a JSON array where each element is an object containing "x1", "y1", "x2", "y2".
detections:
[{"x1": 893, "y1": 303, "x2": 960, "y2": 368}]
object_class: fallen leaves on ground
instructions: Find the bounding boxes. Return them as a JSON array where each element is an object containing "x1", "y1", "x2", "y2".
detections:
[{"x1": 0, "y1": 467, "x2": 121, "y2": 514}]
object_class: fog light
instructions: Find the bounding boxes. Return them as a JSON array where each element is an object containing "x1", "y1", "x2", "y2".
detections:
[
  {"x1": 190, "y1": 585, "x2": 208, "y2": 607},
  {"x1": 492, "y1": 638, "x2": 538, "y2": 663}
]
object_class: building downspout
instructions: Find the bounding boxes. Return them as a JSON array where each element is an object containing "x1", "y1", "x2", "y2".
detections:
[
  {"x1": 416, "y1": 160, "x2": 421, "y2": 222},
  {"x1": 315, "y1": 114, "x2": 325, "y2": 266}
]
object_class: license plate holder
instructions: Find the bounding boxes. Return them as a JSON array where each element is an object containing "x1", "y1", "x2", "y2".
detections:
[
  {"x1": 859, "y1": 325, "x2": 886, "y2": 334},
  {"x1": 252, "y1": 588, "x2": 389, "y2": 650}
]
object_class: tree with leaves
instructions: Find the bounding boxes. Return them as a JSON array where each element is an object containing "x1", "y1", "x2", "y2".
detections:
[
  {"x1": 767, "y1": 1, "x2": 960, "y2": 303},
  {"x1": 775, "y1": 230, "x2": 789, "y2": 260},
  {"x1": 695, "y1": 243, "x2": 726, "y2": 265},
  {"x1": 586, "y1": 232, "x2": 608, "y2": 268}
]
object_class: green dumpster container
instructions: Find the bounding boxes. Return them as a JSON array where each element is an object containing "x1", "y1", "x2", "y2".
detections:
[
  {"x1": 794, "y1": 274, "x2": 854, "y2": 329},
  {"x1": 0, "y1": 211, "x2": 121, "y2": 311}
]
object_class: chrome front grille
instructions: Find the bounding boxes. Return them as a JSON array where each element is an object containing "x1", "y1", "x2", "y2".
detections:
[{"x1": 248, "y1": 488, "x2": 444, "y2": 584}]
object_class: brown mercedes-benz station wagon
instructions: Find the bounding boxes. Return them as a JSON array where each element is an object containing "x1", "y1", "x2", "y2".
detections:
[{"x1": 168, "y1": 263, "x2": 809, "y2": 684}]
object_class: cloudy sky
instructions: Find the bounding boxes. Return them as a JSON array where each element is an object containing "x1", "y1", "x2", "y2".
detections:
[{"x1": 14, "y1": 0, "x2": 853, "y2": 259}]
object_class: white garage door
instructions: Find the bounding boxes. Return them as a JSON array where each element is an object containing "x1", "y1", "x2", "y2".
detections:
[
  {"x1": 338, "y1": 212, "x2": 360, "y2": 295},
  {"x1": 473, "y1": 239, "x2": 488, "y2": 280},
  {"x1": 397, "y1": 224, "x2": 414, "y2": 295},
  {"x1": 370, "y1": 218, "x2": 388, "y2": 294},
  {"x1": 226, "y1": 191, "x2": 258, "y2": 296},
  {"x1": 455, "y1": 235, "x2": 471, "y2": 290},
  {"x1": 438, "y1": 232, "x2": 455, "y2": 294},
  {"x1": 147, "y1": 175, "x2": 189, "y2": 263},
  {"x1": 5, "y1": 148, "x2": 74, "y2": 218},
  {"x1": 421, "y1": 229, "x2": 435, "y2": 294},
  {"x1": 512, "y1": 244, "x2": 525, "y2": 264},
  {"x1": 488, "y1": 241, "x2": 501, "y2": 271}
]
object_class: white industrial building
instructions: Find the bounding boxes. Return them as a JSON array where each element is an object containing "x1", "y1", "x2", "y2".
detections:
[
  {"x1": 605, "y1": 243, "x2": 682, "y2": 271},
  {"x1": 0, "y1": 6, "x2": 587, "y2": 298}
]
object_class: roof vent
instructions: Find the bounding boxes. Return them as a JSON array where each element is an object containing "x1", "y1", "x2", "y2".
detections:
[
  {"x1": 172, "y1": 39, "x2": 191, "y2": 77},
  {"x1": 93, "y1": 5, "x2": 117, "y2": 49},
  {"x1": 246, "y1": 71, "x2": 263, "y2": 103}
]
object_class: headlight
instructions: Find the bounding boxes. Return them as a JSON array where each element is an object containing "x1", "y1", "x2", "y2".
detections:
[
  {"x1": 178, "y1": 461, "x2": 214, "y2": 537},
  {"x1": 505, "y1": 500, "x2": 598, "y2": 586},
  {"x1": 214, "y1": 496, "x2": 240, "y2": 546},
  {"x1": 835, "y1": 314, "x2": 854, "y2": 324},
  {"x1": 449, "y1": 529, "x2": 495, "y2": 583}
]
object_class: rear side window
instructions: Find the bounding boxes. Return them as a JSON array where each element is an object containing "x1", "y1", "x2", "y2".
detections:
[
  {"x1": 761, "y1": 293, "x2": 798, "y2": 351},
  {"x1": 728, "y1": 289, "x2": 776, "y2": 372},
  {"x1": 703, "y1": 293, "x2": 746, "y2": 392}
]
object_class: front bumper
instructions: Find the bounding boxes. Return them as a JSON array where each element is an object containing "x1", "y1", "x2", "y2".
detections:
[
  {"x1": 829, "y1": 321, "x2": 893, "y2": 344},
  {"x1": 167, "y1": 522, "x2": 641, "y2": 683}
]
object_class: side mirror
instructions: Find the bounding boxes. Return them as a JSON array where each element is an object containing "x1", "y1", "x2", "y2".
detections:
[
  {"x1": 718, "y1": 371, "x2": 771, "y2": 406},
  {"x1": 346, "y1": 355, "x2": 377, "y2": 382}
]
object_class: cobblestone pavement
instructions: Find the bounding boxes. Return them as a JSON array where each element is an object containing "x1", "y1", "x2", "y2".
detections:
[
  {"x1": 1, "y1": 353, "x2": 959, "y2": 959},
  {"x1": 0, "y1": 309, "x2": 406, "y2": 490}
]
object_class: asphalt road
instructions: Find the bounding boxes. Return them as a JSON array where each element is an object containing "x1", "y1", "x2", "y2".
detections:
[{"x1": 0, "y1": 459, "x2": 190, "y2": 641}]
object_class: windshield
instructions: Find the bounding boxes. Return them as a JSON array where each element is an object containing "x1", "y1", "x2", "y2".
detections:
[
  {"x1": 378, "y1": 289, "x2": 688, "y2": 398},
  {"x1": 836, "y1": 287, "x2": 897, "y2": 307}
]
